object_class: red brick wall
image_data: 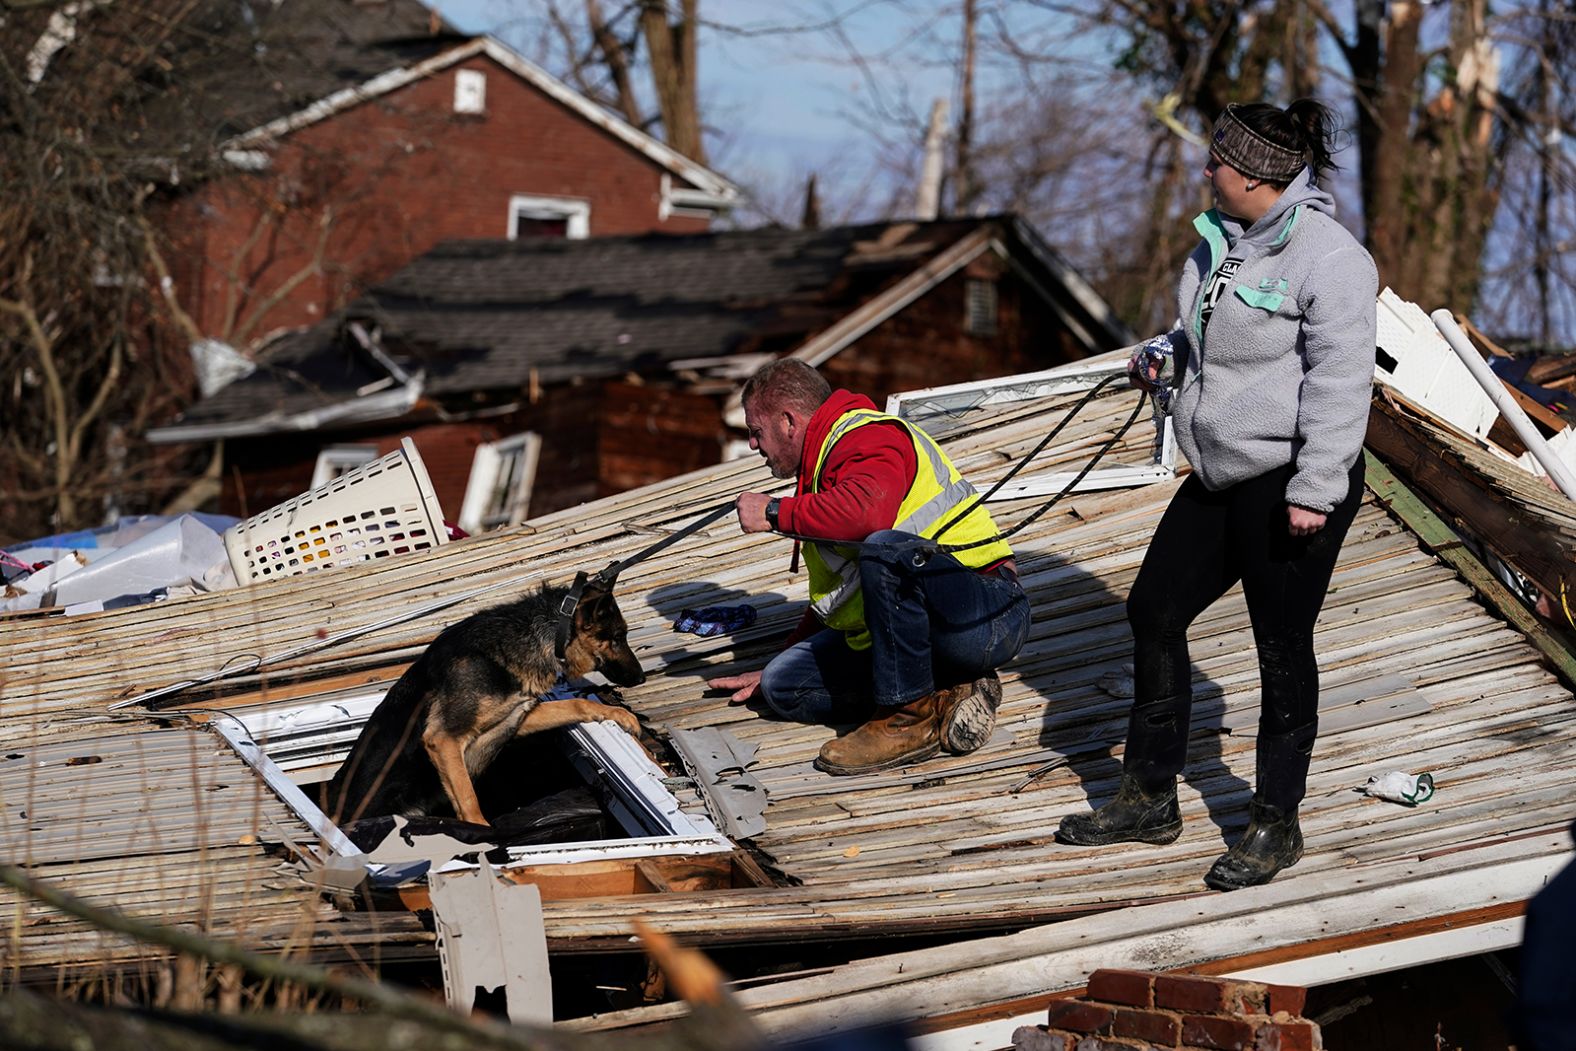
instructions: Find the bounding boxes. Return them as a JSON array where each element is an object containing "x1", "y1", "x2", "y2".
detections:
[
  {"x1": 598, "y1": 382, "x2": 726, "y2": 498},
  {"x1": 1015, "y1": 970, "x2": 1322, "y2": 1051},
  {"x1": 162, "y1": 52, "x2": 712, "y2": 342}
]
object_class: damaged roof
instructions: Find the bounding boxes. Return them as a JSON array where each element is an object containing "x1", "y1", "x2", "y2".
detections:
[
  {"x1": 154, "y1": 216, "x2": 1129, "y2": 438},
  {"x1": 12, "y1": 0, "x2": 463, "y2": 156},
  {"x1": 4, "y1": 355, "x2": 1573, "y2": 1029}
]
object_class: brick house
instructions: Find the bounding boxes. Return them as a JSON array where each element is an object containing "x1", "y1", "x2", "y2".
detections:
[
  {"x1": 150, "y1": 0, "x2": 737, "y2": 346},
  {"x1": 150, "y1": 216, "x2": 1133, "y2": 530}
]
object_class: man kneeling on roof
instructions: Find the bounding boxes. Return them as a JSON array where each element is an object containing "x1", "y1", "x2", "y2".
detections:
[{"x1": 708, "y1": 359, "x2": 1030, "y2": 775}]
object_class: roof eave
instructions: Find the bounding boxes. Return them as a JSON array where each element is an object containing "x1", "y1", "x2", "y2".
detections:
[{"x1": 147, "y1": 381, "x2": 423, "y2": 444}]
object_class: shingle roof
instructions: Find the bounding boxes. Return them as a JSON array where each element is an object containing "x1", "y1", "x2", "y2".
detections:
[
  {"x1": 11, "y1": 0, "x2": 462, "y2": 158},
  {"x1": 171, "y1": 218, "x2": 1004, "y2": 428}
]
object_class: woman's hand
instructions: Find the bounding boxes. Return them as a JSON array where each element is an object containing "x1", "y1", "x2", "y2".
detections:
[
  {"x1": 1127, "y1": 335, "x2": 1175, "y2": 402},
  {"x1": 1127, "y1": 346, "x2": 1159, "y2": 393},
  {"x1": 1287, "y1": 505, "x2": 1327, "y2": 536}
]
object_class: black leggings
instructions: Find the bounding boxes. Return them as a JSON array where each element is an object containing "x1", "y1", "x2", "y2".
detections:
[{"x1": 1126, "y1": 459, "x2": 1365, "y2": 799}]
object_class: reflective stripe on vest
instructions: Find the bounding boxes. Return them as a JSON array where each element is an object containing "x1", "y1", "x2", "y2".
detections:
[{"x1": 804, "y1": 408, "x2": 1013, "y2": 648}]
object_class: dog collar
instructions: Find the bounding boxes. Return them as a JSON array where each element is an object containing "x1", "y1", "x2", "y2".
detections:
[{"x1": 554, "y1": 565, "x2": 620, "y2": 662}]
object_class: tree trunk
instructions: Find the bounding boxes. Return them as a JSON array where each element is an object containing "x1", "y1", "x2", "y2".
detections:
[
  {"x1": 639, "y1": 0, "x2": 704, "y2": 162},
  {"x1": 954, "y1": 0, "x2": 977, "y2": 215},
  {"x1": 1364, "y1": 0, "x2": 1423, "y2": 294}
]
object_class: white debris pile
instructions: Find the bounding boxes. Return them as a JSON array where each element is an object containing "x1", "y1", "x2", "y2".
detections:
[{"x1": 1, "y1": 513, "x2": 240, "y2": 615}]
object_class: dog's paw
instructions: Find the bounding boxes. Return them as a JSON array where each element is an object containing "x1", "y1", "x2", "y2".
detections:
[{"x1": 603, "y1": 706, "x2": 642, "y2": 737}]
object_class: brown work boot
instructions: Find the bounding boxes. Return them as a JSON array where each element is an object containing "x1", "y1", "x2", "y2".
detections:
[
  {"x1": 815, "y1": 693, "x2": 942, "y2": 776},
  {"x1": 939, "y1": 672, "x2": 1002, "y2": 755}
]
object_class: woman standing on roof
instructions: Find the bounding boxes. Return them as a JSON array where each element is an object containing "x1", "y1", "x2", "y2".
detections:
[{"x1": 1056, "y1": 99, "x2": 1378, "y2": 890}]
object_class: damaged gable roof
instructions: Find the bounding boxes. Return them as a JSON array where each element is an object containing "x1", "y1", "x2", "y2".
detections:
[
  {"x1": 13, "y1": 0, "x2": 464, "y2": 158},
  {"x1": 156, "y1": 216, "x2": 1126, "y2": 440}
]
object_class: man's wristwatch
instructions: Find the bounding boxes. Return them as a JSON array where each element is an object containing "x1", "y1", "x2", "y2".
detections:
[{"x1": 764, "y1": 498, "x2": 781, "y2": 531}]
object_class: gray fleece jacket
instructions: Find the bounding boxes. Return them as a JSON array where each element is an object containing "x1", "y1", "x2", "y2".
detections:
[{"x1": 1164, "y1": 168, "x2": 1378, "y2": 512}]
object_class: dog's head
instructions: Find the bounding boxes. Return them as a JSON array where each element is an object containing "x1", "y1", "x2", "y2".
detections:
[{"x1": 564, "y1": 580, "x2": 646, "y2": 687}]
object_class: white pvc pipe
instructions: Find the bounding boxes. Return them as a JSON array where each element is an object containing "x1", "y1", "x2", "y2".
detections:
[{"x1": 1430, "y1": 309, "x2": 1576, "y2": 500}]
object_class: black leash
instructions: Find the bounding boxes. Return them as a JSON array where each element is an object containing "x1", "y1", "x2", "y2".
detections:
[
  {"x1": 774, "y1": 375, "x2": 1148, "y2": 562},
  {"x1": 554, "y1": 499, "x2": 738, "y2": 659}
]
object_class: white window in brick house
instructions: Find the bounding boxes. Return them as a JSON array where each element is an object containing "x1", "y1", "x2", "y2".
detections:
[
  {"x1": 965, "y1": 278, "x2": 999, "y2": 337},
  {"x1": 459, "y1": 432, "x2": 542, "y2": 534},
  {"x1": 310, "y1": 445, "x2": 378, "y2": 489},
  {"x1": 508, "y1": 194, "x2": 590, "y2": 240},
  {"x1": 454, "y1": 69, "x2": 487, "y2": 114}
]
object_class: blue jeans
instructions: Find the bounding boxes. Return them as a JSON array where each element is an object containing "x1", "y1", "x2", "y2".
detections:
[{"x1": 759, "y1": 530, "x2": 1030, "y2": 723}]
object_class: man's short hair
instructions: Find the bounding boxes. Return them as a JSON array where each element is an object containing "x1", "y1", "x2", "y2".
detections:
[{"x1": 741, "y1": 359, "x2": 832, "y2": 416}]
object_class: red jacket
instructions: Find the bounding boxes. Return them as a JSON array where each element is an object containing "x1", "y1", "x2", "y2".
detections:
[
  {"x1": 776, "y1": 390, "x2": 917, "y2": 542},
  {"x1": 776, "y1": 390, "x2": 916, "y2": 645}
]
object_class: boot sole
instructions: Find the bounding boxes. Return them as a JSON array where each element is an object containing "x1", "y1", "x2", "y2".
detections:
[
  {"x1": 1055, "y1": 819, "x2": 1183, "y2": 847},
  {"x1": 942, "y1": 693, "x2": 997, "y2": 754},
  {"x1": 941, "y1": 675, "x2": 1002, "y2": 755},
  {"x1": 814, "y1": 742, "x2": 940, "y2": 777}
]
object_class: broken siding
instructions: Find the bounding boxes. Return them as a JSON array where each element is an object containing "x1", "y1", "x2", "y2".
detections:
[{"x1": 1367, "y1": 389, "x2": 1576, "y2": 610}]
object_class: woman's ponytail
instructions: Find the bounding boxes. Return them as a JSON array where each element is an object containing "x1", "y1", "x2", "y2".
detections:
[{"x1": 1283, "y1": 98, "x2": 1339, "y2": 181}]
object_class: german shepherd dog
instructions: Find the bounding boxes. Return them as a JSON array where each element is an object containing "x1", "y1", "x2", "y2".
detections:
[{"x1": 321, "y1": 579, "x2": 645, "y2": 827}]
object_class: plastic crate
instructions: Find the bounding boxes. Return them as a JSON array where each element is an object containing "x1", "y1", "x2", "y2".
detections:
[{"x1": 224, "y1": 437, "x2": 448, "y2": 583}]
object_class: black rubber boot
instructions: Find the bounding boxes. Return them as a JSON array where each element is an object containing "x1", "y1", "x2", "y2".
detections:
[
  {"x1": 1122, "y1": 692, "x2": 1191, "y2": 787},
  {"x1": 1203, "y1": 800, "x2": 1303, "y2": 889},
  {"x1": 1056, "y1": 772, "x2": 1182, "y2": 845},
  {"x1": 1055, "y1": 693, "x2": 1191, "y2": 846}
]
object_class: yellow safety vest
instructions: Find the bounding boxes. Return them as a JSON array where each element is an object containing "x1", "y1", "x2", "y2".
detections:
[{"x1": 804, "y1": 408, "x2": 1014, "y2": 650}]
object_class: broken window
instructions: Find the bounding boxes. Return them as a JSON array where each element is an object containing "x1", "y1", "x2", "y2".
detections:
[
  {"x1": 212, "y1": 684, "x2": 741, "y2": 874},
  {"x1": 458, "y1": 431, "x2": 541, "y2": 534}
]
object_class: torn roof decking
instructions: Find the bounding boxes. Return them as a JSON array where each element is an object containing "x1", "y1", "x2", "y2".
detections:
[
  {"x1": 2, "y1": 372, "x2": 1573, "y2": 992},
  {"x1": 1368, "y1": 388, "x2": 1576, "y2": 601},
  {"x1": 0, "y1": 725, "x2": 428, "y2": 973}
]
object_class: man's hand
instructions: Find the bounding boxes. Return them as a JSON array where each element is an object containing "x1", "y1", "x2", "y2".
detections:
[
  {"x1": 1287, "y1": 504, "x2": 1327, "y2": 536},
  {"x1": 707, "y1": 671, "x2": 762, "y2": 705},
  {"x1": 735, "y1": 492, "x2": 773, "y2": 533}
]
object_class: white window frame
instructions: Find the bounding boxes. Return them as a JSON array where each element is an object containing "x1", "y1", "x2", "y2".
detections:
[
  {"x1": 310, "y1": 444, "x2": 378, "y2": 490},
  {"x1": 211, "y1": 693, "x2": 730, "y2": 865},
  {"x1": 506, "y1": 194, "x2": 590, "y2": 240},
  {"x1": 453, "y1": 68, "x2": 486, "y2": 114},
  {"x1": 458, "y1": 432, "x2": 541, "y2": 534}
]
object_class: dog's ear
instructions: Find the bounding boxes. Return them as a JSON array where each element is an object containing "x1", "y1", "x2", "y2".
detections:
[{"x1": 574, "y1": 580, "x2": 612, "y2": 626}]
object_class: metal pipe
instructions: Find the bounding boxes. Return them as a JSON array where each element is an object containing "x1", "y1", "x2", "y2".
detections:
[{"x1": 1430, "y1": 309, "x2": 1576, "y2": 500}]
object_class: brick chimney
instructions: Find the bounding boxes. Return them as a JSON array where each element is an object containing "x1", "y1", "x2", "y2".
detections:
[{"x1": 1013, "y1": 969, "x2": 1321, "y2": 1051}]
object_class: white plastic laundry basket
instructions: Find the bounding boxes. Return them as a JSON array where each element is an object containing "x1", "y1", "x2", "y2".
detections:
[{"x1": 224, "y1": 437, "x2": 448, "y2": 583}]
